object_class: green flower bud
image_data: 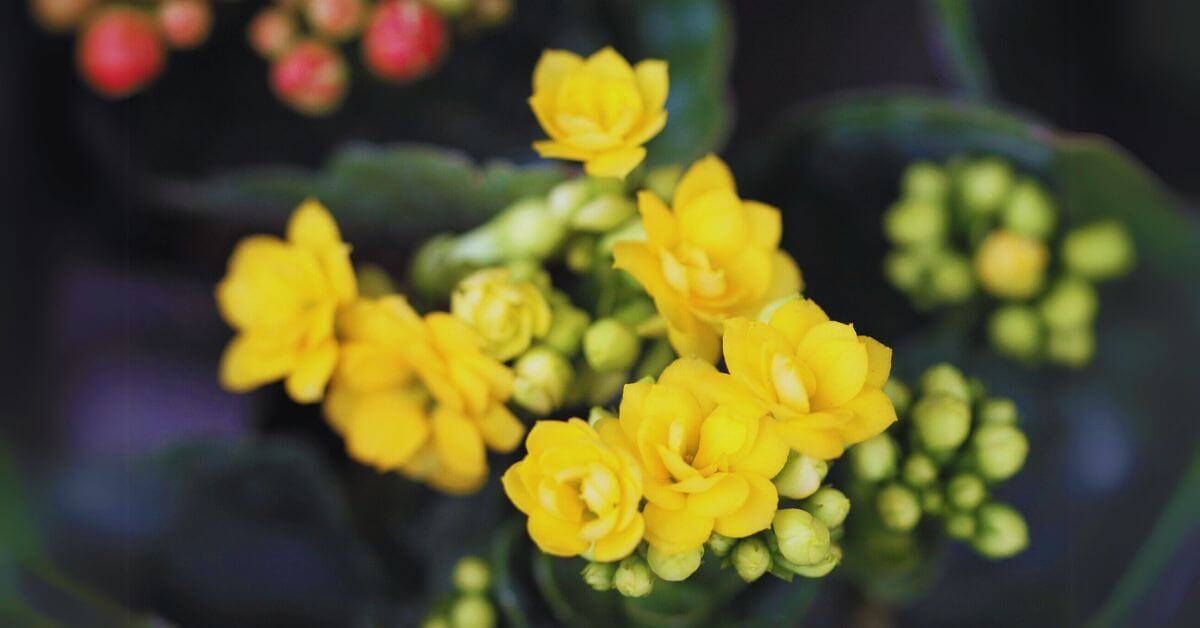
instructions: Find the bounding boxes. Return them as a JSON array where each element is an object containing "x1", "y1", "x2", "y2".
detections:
[
  {"x1": 912, "y1": 393, "x2": 972, "y2": 451},
  {"x1": 452, "y1": 268, "x2": 552, "y2": 361},
  {"x1": 542, "y1": 297, "x2": 590, "y2": 357},
  {"x1": 977, "y1": 397, "x2": 1018, "y2": 425},
  {"x1": 547, "y1": 179, "x2": 593, "y2": 222},
  {"x1": 576, "y1": 366, "x2": 630, "y2": 407},
  {"x1": 732, "y1": 536, "x2": 771, "y2": 582},
  {"x1": 572, "y1": 194, "x2": 637, "y2": 232},
  {"x1": 773, "y1": 509, "x2": 832, "y2": 566},
  {"x1": 587, "y1": 406, "x2": 616, "y2": 427},
  {"x1": 635, "y1": 338, "x2": 675, "y2": 381},
  {"x1": 957, "y1": 157, "x2": 1014, "y2": 215},
  {"x1": 495, "y1": 198, "x2": 567, "y2": 260},
  {"x1": 580, "y1": 561, "x2": 617, "y2": 591},
  {"x1": 583, "y1": 318, "x2": 640, "y2": 372},
  {"x1": 921, "y1": 487, "x2": 945, "y2": 515},
  {"x1": 1046, "y1": 325, "x2": 1095, "y2": 368},
  {"x1": 356, "y1": 264, "x2": 397, "y2": 299},
  {"x1": 644, "y1": 165, "x2": 683, "y2": 203},
  {"x1": 902, "y1": 453, "x2": 939, "y2": 488},
  {"x1": 452, "y1": 556, "x2": 491, "y2": 594},
  {"x1": 876, "y1": 483, "x2": 921, "y2": 531},
  {"x1": 410, "y1": 234, "x2": 474, "y2": 300},
  {"x1": 1039, "y1": 277, "x2": 1098, "y2": 330},
  {"x1": 774, "y1": 451, "x2": 829, "y2": 499},
  {"x1": 450, "y1": 594, "x2": 496, "y2": 628},
  {"x1": 884, "y1": 199, "x2": 947, "y2": 246},
  {"x1": 945, "y1": 511, "x2": 976, "y2": 540},
  {"x1": 1061, "y1": 220, "x2": 1135, "y2": 281},
  {"x1": 883, "y1": 379, "x2": 912, "y2": 415},
  {"x1": 512, "y1": 346, "x2": 574, "y2": 415},
  {"x1": 565, "y1": 235, "x2": 597, "y2": 273},
  {"x1": 884, "y1": 249, "x2": 927, "y2": 292},
  {"x1": 706, "y1": 532, "x2": 736, "y2": 558},
  {"x1": 901, "y1": 161, "x2": 949, "y2": 202},
  {"x1": 930, "y1": 254, "x2": 975, "y2": 303},
  {"x1": 646, "y1": 544, "x2": 703, "y2": 582},
  {"x1": 613, "y1": 555, "x2": 654, "y2": 598},
  {"x1": 972, "y1": 424, "x2": 1029, "y2": 481},
  {"x1": 849, "y1": 434, "x2": 898, "y2": 482},
  {"x1": 972, "y1": 502, "x2": 1029, "y2": 558},
  {"x1": 789, "y1": 543, "x2": 842, "y2": 578},
  {"x1": 613, "y1": 298, "x2": 657, "y2": 328},
  {"x1": 947, "y1": 473, "x2": 987, "y2": 511},
  {"x1": 1002, "y1": 178, "x2": 1057, "y2": 239},
  {"x1": 804, "y1": 487, "x2": 850, "y2": 529},
  {"x1": 504, "y1": 259, "x2": 551, "y2": 289},
  {"x1": 919, "y1": 363, "x2": 971, "y2": 402},
  {"x1": 597, "y1": 219, "x2": 646, "y2": 257},
  {"x1": 989, "y1": 305, "x2": 1042, "y2": 360}
]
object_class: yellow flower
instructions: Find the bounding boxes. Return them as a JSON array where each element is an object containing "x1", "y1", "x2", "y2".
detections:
[
  {"x1": 502, "y1": 418, "x2": 646, "y2": 561},
  {"x1": 451, "y1": 268, "x2": 552, "y2": 361},
  {"x1": 215, "y1": 199, "x2": 357, "y2": 403},
  {"x1": 616, "y1": 358, "x2": 789, "y2": 554},
  {"x1": 722, "y1": 299, "x2": 897, "y2": 460},
  {"x1": 974, "y1": 229, "x2": 1050, "y2": 299},
  {"x1": 613, "y1": 155, "x2": 803, "y2": 362},
  {"x1": 529, "y1": 47, "x2": 668, "y2": 179}
]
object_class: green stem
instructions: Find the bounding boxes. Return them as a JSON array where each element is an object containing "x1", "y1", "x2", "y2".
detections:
[{"x1": 923, "y1": 0, "x2": 997, "y2": 100}]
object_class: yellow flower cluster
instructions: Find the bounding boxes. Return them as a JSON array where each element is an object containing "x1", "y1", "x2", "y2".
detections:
[{"x1": 216, "y1": 200, "x2": 524, "y2": 493}]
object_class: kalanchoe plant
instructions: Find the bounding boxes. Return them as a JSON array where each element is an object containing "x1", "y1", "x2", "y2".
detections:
[{"x1": 883, "y1": 155, "x2": 1136, "y2": 368}]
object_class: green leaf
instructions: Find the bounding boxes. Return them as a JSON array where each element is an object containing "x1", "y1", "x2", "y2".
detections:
[
  {"x1": 0, "y1": 444, "x2": 42, "y2": 603},
  {"x1": 923, "y1": 0, "x2": 996, "y2": 99}
]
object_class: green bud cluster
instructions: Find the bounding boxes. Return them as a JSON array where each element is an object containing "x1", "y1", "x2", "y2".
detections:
[
  {"x1": 843, "y1": 363, "x2": 1030, "y2": 563},
  {"x1": 882, "y1": 156, "x2": 1135, "y2": 369},
  {"x1": 423, "y1": 555, "x2": 498, "y2": 628}
]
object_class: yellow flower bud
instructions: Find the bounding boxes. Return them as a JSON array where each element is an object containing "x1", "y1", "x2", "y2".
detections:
[
  {"x1": 450, "y1": 594, "x2": 496, "y2": 628},
  {"x1": 583, "y1": 318, "x2": 640, "y2": 372},
  {"x1": 773, "y1": 452, "x2": 828, "y2": 500},
  {"x1": 529, "y1": 47, "x2": 668, "y2": 179},
  {"x1": 1061, "y1": 220, "x2": 1135, "y2": 281},
  {"x1": 849, "y1": 433, "x2": 898, "y2": 482},
  {"x1": 511, "y1": 346, "x2": 573, "y2": 415},
  {"x1": 972, "y1": 424, "x2": 1029, "y2": 481},
  {"x1": 646, "y1": 544, "x2": 703, "y2": 582},
  {"x1": 912, "y1": 393, "x2": 971, "y2": 452},
  {"x1": 876, "y1": 483, "x2": 921, "y2": 531},
  {"x1": 804, "y1": 487, "x2": 850, "y2": 530},
  {"x1": 453, "y1": 556, "x2": 491, "y2": 594},
  {"x1": 772, "y1": 509, "x2": 831, "y2": 566},
  {"x1": 731, "y1": 536, "x2": 771, "y2": 582},
  {"x1": 974, "y1": 229, "x2": 1050, "y2": 299},
  {"x1": 452, "y1": 268, "x2": 552, "y2": 361},
  {"x1": 706, "y1": 532, "x2": 737, "y2": 558},
  {"x1": 613, "y1": 555, "x2": 655, "y2": 598},
  {"x1": 580, "y1": 561, "x2": 617, "y2": 591}
]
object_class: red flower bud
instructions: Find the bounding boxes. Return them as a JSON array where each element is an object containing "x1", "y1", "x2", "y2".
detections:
[
  {"x1": 304, "y1": 0, "x2": 366, "y2": 41},
  {"x1": 76, "y1": 7, "x2": 166, "y2": 98},
  {"x1": 30, "y1": 0, "x2": 97, "y2": 33},
  {"x1": 270, "y1": 39, "x2": 348, "y2": 116},
  {"x1": 362, "y1": 0, "x2": 447, "y2": 83},
  {"x1": 248, "y1": 7, "x2": 296, "y2": 59},
  {"x1": 158, "y1": 0, "x2": 213, "y2": 50}
]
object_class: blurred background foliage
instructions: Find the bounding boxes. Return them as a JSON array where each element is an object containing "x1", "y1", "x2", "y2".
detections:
[{"x1": 2, "y1": 0, "x2": 1199, "y2": 626}]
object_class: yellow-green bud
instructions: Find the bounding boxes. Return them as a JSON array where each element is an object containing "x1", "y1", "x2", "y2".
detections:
[
  {"x1": 572, "y1": 194, "x2": 637, "y2": 232},
  {"x1": 849, "y1": 434, "x2": 898, "y2": 482},
  {"x1": 988, "y1": 305, "x2": 1042, "y2": 360},
  {"x1": 580, "y1": 561, "x2": 617, "y2": 591},
  {"x1": 884, "y1": 199, "x2": 947, "y2": 246},
  {"x1": 972, "y1": 503, "x2": 1029, "y2": 558},
  {"x1": 883, "y1": 379, "x2": 912, "y2": 415},
  {"x1": 876, "y1": 483, "x2": 921, "y2": 531},
  {"x1": 645, "y1": 165, "x2": 683, "y2": 203},
  {"x1": 774, "y1": 451, "x2": 829, "y2": 499},
  {"x1": 902, "y1": 453, "x2": 939, "y2": 488},
  {"x1": 901, "y1": 161, "x2": 949, "y2": 202},
  {"x1": 884, "y1": 249, "x2": 927, "y2": 292},
  {"x1": 919, "y1": 363, "x2": 971, "y2": 403},
  {"x1": 945, "y1": 511, "x2": 976, "y2": 540},
  {"x1": 613, "y1": 298, "x2": 657, "y2": 328},
  {"x1": 1061, "y1": 220, "x2": 1135, "y2": 281},
  {"x1": 773, "y1": 509, "x2": 832, "y2": 566},
  {"x1": 1039, "y1": 278, "x2": 1098, "y2": 330},
  {"x1": 547, "y1": 179, "x2": 593, "y2": 222},
  {"x1": 410, "y1": 234, "x2": 473, "y2": 299},
  {"x1": 587, "y1": 406, "x2": 615, "y2": 427},
  {"x1": 504, "y1": 259, "x2": 551, "y2": 289},
  {"x1": 731, "y1": 536, "x2": 771, "y2": 582},
  {"x1": 634, "y1": 338, "x2": 675, "y2": 381},
  {"x1": 512, "y1": 346, "x2": 573, "y2": 415},
  {"x1": 450, "y1": 594, "x2": 496, "y2": 628},
  {"x1": 789, "y1": 543, "x2": 842, "y2": 578},
  {"x1": 495, "y1": 198, "x2": 567, "y2": 260},
  {"x1": 977, "y1": 398, "x2": 1018, "y2": 425},
  {"x1": 912, "y1": 393, "x2": 972, "y2": 452},
  {"x1": 947, "y1": 473, "x2": 987, "y2": 510},
  {"x1": 356, "y1": 264, "x2": 397, "y2": 298},
  {"x1": 452, "y1": 268, "x2": 552, "y2": 361},
  {"x1": 583, "y1": 318, "x2": 640, "y2": 372},
  {"x1": 597, "y1": 219, "x2": 646, "y2": 256},
  {"x1": 930, "y1": 254, "x2": 975, "y2": 303},
  {"x1": 804, "y1": 487, "x2": 850, "y2": 529},
  {"x1": 613, "y1": 555, "x2": 654, "y2": 598},
  {"x1": 706, "y1": 532, "x2": 736, "y2": 558},
  {"x1": 542, "y1": 295, "x2": 590, "y2": 357},
  {"x1": 1046, "y1": 325, "x2": 1095, "y2": 368},
  {"x1": 1002, "y1": 178, "x2": 1057, "y2": 239},
  {"x1": 646, "y1": 544, "x2": 703, "y2": 582},
  {"x1": 957, "y1": 157, "x2": 1013, "y2": 215},
  {"x1": 972, "y1": 424, "x2": 1029, "y2": 481},
  {"x1": 974, "y1": 229, "x2": 1049, "y2": 299},
  {"x1": 921, "y1": 487, "x2": 945, "y2": 515},
  {"x1": 565, "y1": 235, "x2": 597, "y2": 273},
  {"x1": 452, "y1": 556, "x2": 491, "y2": 594}
]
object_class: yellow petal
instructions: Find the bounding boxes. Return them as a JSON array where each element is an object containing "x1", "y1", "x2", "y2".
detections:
[
  {"x1": 861, "y1": 336, "x2": 893, "y2": 389},
  {"x1": 743, "y1": 201, "x2": 783, "y2": 249},
  {"x1": 687, "y1": 473, "x2": 749, "y2": 518},
  {"x1": 476, "y1": 404, "x2": 526, "y2": 453},
  {"x1": 432, "y1": 407, "x2": 487, "y2": 479},
  {"x1": 731, "y1": 417, "x2": 790, "y2": 478},
  {"x1": 286, "y1": 199, "x2": 343, "y2": 252},
  {"x1": 666, "y1": 321, "x2": 721, "y2": 364},
  {"x1": 803, "y1": 337, "x2": 869, "y2": 409},
  {"x1": 285, "y1": 340, "x2": 338, "y2": 403},
  {"x1": 761, "y1": 251, "x2": 803, "y2": 306},
  {"x1": 643, "y1": 502, "x2": 713, "y2": 554},
  {"x1": 768, "y1": 299, "x2": 829, "y2": 347},
  {"x1": 677, "y1": 189, "x2": 747, "y2": 261},
  {"x1": 633, "y1": 59, "x2": 668, "y2": 112},
  {"x1": 674, "y1": 154, "x2": 736, "y2": 210},
  {"x1": 712, "y1": 473, "x2": 777, "y2": 538},
  {"x1": 636, "y1": 190, "x2": 679, "y2": 248},
  {"x1": 775, "y1": 417, "x2": 846, "y2": 460},
  {"x1": 591, "y1": 513, "x2": 645, "y2": 562},
  {"x1": 528, "y1": 509, "x2": 588, "y2": 557},
  {"x1": 502, "y1": 460, "x2": 535, "y2": 514},
  {"x1": 626, "y1": 110, "x2": 668, "y2": 147},
  {"x1": 344, "y1": 391, "x2": 429, "y2": 471},
  {"x1": 834, "y1": 388, "x2": 898, "y2": 444},
  {"x1": 584, "y1": 146, "x2": 647, "y2": 179},
  {"x1": 584, "y1": 47, "x2": 635, "y2": 82},
  {"x1": 644, "y1": 477, "x2": 687, "y2": 510},
  {"x1": 219, "y1": 334, "x2": 296, "y2": 393},
  {"x1": 532, "y1": 49, "x2": 583, "y2": 93},
  {"x1": 532, "y1": 139, "x2": 594, "y2": 161}
]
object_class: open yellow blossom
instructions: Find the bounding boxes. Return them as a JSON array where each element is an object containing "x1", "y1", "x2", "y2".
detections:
[
  {"x1": 215, "y1": 199, "x2": 357, "y2": 403},
  {"x1": 616, "y1": 358, "x2": 789, "y2": 554},
  {"x1": 529, "y1": 47, "x2": 668, "y2": 179},
  {"x1": 722, "y1": 299, "x2": 897, "y2": 460},
  {"x1": 502, "y1": 418, "x2": 646, "y2": 561},
  {"x1": 613, "y1": 155, "x2": 802, "y2": 362},
  {"x1": 452, "y1": 268, "x2": 552, "y2": 361}
]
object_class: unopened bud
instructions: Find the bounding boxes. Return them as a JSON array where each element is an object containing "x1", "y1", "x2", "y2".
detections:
[
  {"x1": 921, "y1": 487, "x2": 945, "y2": 515},
  {"x1": 978, "y1": 397, "x2": 1017, "y2": 425},
  {"x1": 1002, "y1": 178, "x2": 1057, "y2": 240},
  {"x1": 543, "y1": 296, "x2": 590, "y2": 357},
  {"x1": 495, "y1": 198, "x2": 567, "y2": 260},
  {"x1": 947, "y1": 473, "x2": 987, "y2": 511},
  {"x1": 774, "y1": 452, "x2": 829, "y2": 499},
  {"x1": 452, "y1": 268, "x2": 551, "y2": 361},
  {"x1": 732, "y1": 536, "x2": 770, "y2": 582},
  {"x1": 644, "y1": 165, "x2": 683, "y2": 203},
  {"x1": 988, "y1": 305, "x2": 1042, "y2": 360},
  {"x1": 613, "y1": 555, "x2": 654, "y2": 598},
  {"x1": 884, "y1": 249, "x2": 927, "y2": 293},
  {"x1": 634, "y1": 338, "x2": 675, "y2": 380},
  {"x1": 945, "y1": 511, "x2": 976, "y2": 540},
  {"x1": 1046, "y1": 325, "x2": 1095, "y2": 368},
  {"x1": 581, "y1": 561, "x2": 616, "y2": 591},
  {"x1": 584, "y1": 318, "x2": 640, "y2": 372},
  {"x1": 902, "y1": 453, "x2": 939, "y2": 488},
  {"x1": 912, "y1": 393, "x2": 971, "y2": 452},
  {"x1": 974, "y1": 229, "x2": 1049, "y2": 299},
  {"x1": 1061, "y1": 220, "x2": 1135, "y2": 281},
  {"x1": 572, "y1": 194, "x2": 637, "y2": 232},
  {"x1": 804, "y1": 487, "x2": 850, "y2": 530},
  {"x1": 901, "y1": 161, "x2": 949, "y2": 203},
  {"x1": 883, "y1": 379, "x2": 912, "y2": 415},
  {"x1": 876, "y1": 483, "x2": 921, "y2": 531},
  {"x1": 1039, "y1": 278, "x2": 1098, "y2": 330},
  {"x1": 565, "y1": 235, "x2": 597, "y2": 273},
  {"x1": 613, "y1": 298, "x2": 657, "y2": 328},
  {"x1": 957, "y1": 157, "x2": 1013, "y2": 215},
  {"x1": 972, "y1": 424, "x2": 1029, "y2": 481},
  {"x1": 547, "y1": 179, "x2": 592, "y2": 222},
  {"x1": 706, "y1": 532, "x2": 736, "y2": 558},
  {"x1": 789, "y1": 543, "x2": 842, "y2": 578},
  {"x1": 919, "y1": 363, "x2": 971, "y2": 403},
  {"x1": 646, "y1": 545, "x2": 702, "y2": 582},
  {"x1": 512, "y1": 346, "x2": 573, "y2": 415},
  {"x1": 930, "y1": 254, "x2": 975, "y2": 303},
  {"x1": 849, "y1": 434, "x2": 898, "y2": 482},
  {"x1": 452, "y1": 556, "x2": 491, "y2": 593},
  {"x1": 598, "y1": 219, "x2": 646, "y2": 257},
  {"x1": 450, "y1": 594, "x2": 496, "y2": 628},
  {"x1": 884, "y1": 199, "x2": 947, "y2": 246},
  {"x1": 972, "y1": 502, "x2": 1029, "y2": 558},
  {"x1": 773, "y1": 509, "x2": 832, "y2": 566}
]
